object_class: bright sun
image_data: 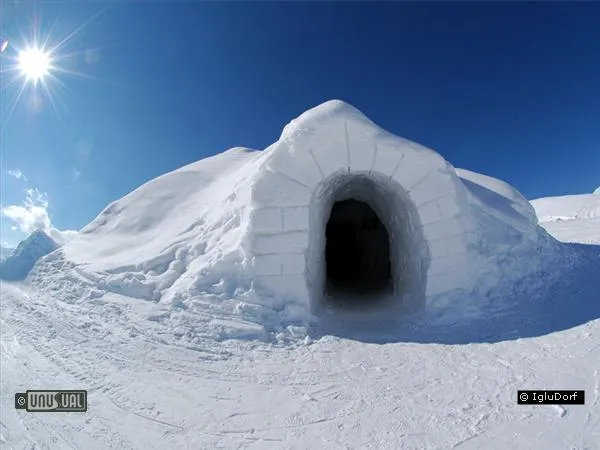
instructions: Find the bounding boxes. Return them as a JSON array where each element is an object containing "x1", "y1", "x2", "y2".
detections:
[
  {"x1": 18, "y1": 48, "x2": 52, "y2": 83},
  {"x1": 1, "y1": 4, "x2": 113, "y2": 127}
]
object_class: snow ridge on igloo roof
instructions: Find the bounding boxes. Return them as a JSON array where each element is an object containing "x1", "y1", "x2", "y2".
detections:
[
  {"x1": 455, "y1": 168, "x2": 526, "y2": 205},
  {"x1": 283, "y1": 100, "x2": 374, "y2": 130},
  {"x1": 455, "y1": 167, "x2": 538, "y2": 229},
  {"x1": 278, "y1": 99, "x2": 439, "y2": 158}
]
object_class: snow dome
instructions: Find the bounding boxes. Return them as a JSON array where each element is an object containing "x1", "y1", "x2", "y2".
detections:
[{"x1": 55, "y1": 100, "x2": 552, "y2": 328}]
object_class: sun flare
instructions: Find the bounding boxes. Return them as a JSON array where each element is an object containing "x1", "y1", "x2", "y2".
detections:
[
  {"x1": 1, "y1": 5, "x2": 113, "y2": 128},
  {"x1": 18, "y1": 47, "x2": 52, "y2": 83}
]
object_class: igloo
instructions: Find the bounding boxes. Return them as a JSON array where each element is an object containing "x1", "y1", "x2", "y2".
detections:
[
  {"x1": 58, "y1": 99, "x2": 546, "y2": 327},
  {"x1": 245, "y1": 100, "x2": 478, "y2": 315}
]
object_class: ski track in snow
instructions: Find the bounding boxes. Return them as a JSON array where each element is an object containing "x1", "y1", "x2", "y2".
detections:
[{"x1": 2, "y1": 271, "x2": 600, "y2": 449}]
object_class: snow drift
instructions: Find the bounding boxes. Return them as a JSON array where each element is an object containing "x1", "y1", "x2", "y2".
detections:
[
  {"x1": 532, "y1": 191, "x2": 600, "y2": 223},
  {"x1": 531, "y1": 190, "x2": 600, "y2": 246},
  {"x1": 25, "y1": 100, "x2": 566, "y2": 338}
]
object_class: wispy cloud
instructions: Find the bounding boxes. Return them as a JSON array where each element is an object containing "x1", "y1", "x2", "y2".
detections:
[
  {"x1": 8, "y1": 169, "x2": 27, "y2": 182},
  {"x1": 72, "y1": 140, "x2": 93, "y2": 181},
  {"x1": 1, "y1": 188, "x2": 77, "y2": 245},
  {"x1": 2, "y1": 188, "x2": 50, "y2": 232}
]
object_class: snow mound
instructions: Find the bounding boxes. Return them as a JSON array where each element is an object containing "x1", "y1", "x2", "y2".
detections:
[
  {"x1": 68, "y1": 147, "x2": 261, "y2": 271},
  {"x1": 531, "y1": 190, "x2": 600, "y2": 245},
  {"x1": 0, "y1": 230, "x2": 59, "y2": 280},
  {"x1": 456, "y1": 168, "x2": 538, "y2": 230},
  {"x1": 25, "y1": 100, "x2": 570, "y2": 341},
  {"x1": 531, "y1": 191, "x2": 600, "y2": 223}
]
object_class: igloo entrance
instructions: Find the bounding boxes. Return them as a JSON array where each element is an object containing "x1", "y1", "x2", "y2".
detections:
[
  {"x1": 306, "y1": 173, "x2": 429, "y2": 314},
  {"x1": 325, "y1": 199, "x2": 392, "y2": 297}
]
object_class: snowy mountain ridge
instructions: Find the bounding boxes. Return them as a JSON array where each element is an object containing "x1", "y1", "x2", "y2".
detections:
[
  {"x1": 0, "y1": 245, "x2": 14, "y2": 262},
  {"x1": 0, "y1": 230, "x2": 59, "y2": 281}
]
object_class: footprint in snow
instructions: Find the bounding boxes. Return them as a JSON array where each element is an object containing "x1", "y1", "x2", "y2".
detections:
[{"x1": 550, "y1": 405, "x2": 567, "y2": 417}]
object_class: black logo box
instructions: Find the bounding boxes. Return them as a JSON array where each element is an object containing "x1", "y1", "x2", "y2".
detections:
[
  {"x1": 15, "y1": 390, "x2": 88, "y2": 412},
  {"x1": 518, "y1": 390, "x2": 585, "y2": 405}
]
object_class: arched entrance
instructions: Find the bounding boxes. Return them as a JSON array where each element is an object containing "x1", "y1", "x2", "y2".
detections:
[
  {"x1": 325, "y1": 199, "x2": 392, "y2": 297},
  {"x1": 306, "y1": 172, "x2": 429, "y2": 314}
]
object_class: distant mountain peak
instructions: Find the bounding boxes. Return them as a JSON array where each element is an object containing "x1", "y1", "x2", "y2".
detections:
[
  {"x1": 0, "y1": 245, "x2": 14, "y2": 262},
  {"x1": 0, "y1": 229, "x2": 59, "y2": 281},
  {"x1": 26, "y1": 228, "x2": 54, "y2": 242}
]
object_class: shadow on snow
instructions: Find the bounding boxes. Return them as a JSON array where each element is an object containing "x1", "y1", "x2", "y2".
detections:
[{"x1": 308, "y1": 241, "x2": 600, "y2": 345}]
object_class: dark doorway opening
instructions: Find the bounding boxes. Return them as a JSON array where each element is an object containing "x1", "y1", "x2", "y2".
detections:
[{"x1": 325, "y1": 199, "x2": 392, "y2": 299}]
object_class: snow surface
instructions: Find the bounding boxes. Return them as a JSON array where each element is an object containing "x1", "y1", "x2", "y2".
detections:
[
  {"x1": 455, "y1": 168, "x2": 538, "y2": 231},
  {"x1": 532, "y1": 191, "x2": 600, "y2": 224},
  {"x1": 531, "y1": 191, "x2": 600, "y2": 246},
  {"x1": 1, "y1": 199, "x2": 599, "y2": 448}
]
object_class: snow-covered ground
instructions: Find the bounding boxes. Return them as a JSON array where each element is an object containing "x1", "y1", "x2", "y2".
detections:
[
  {"x1": 532, "y1": 190, "x2": 600, "y2": 245},
  {"x1": 1, "y1": 190, "x2": 599, "y2": 448}
]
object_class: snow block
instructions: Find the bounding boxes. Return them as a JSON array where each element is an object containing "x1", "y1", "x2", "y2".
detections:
[
  {"x1": 417, "y1": 201, "x2": 443, "y2": 226},
  {"x1": 429, "y1": 238, "x2": 468, "y2": 263},
  {"x1": 426, "y1": 268, "x2": 473, "y2": 296},
  {"x1": 282, "y1": 206, "x2": 310, "y2": 232},
  {"x1": 414, "y1": 195, "x2": 463, "y2": 229},
  {"x1": 251, "y1": 169, "x2": 312, "y2": 207},
  {"x1": 254, "y1": 274, "x2": 309, "y2": 305},
  {"x1": 249, "y1": 207, "x2": 283, "y2": 234},
  {"x1": 392, "y1": 155, "x2": 436, "y2": 191},
  {"x1": 310, "y1": 121, "x2": 354, "y2": 177},
  {"x1": 251, "y1": 254, "x2": 282, "y2": 276},
  {"x1": 250, "y1": 231, "x2": 309, "y2": 255},
  {"x1": 422, "y1": 217, "x2": 466, "y2": 242},
  {"x1": 281, "y1": 253, "x2": 305, "y2": 275},
  {"x1": 267, "y1": 143, "x2": 323, "y2": 189},
  {"x1": 436, "y1": 195, "x2": 462, "y2": 220},
  {"x1": 409, "y1": 171, "x2": 456, "y2": 207},
  {"x1": 428, "y1": 253, "x2": 469, "y2": 277},
  {"x1": 370, "y1": 142, "x2": 405, "y2": 177},
  {"x1": 346, "y1": 122, "x2": 377, "y2": 172}
]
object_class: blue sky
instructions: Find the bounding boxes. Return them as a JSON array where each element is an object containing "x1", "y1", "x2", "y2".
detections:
[{"x1": 1, "y1": 2, "x2": 599, "y2": 247}]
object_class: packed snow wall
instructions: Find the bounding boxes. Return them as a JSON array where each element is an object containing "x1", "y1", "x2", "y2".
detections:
[{"x1": 244, "y1": 100, "x2": 476, "y2": 316}]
